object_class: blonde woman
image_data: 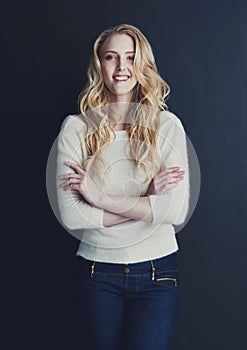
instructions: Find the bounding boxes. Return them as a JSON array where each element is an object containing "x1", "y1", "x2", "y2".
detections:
[{"x1": 56, "y1": 24, "x2": 190, "y2": 350}]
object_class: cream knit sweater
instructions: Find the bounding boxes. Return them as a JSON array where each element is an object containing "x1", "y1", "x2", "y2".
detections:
[{"x1": 56, "y1": 110, "x2": 190, "y2": 263}]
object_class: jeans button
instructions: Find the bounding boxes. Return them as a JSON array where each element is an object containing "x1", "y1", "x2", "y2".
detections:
[{"x1": 124, "y1": 267, "x2": 130, "y2": 273}]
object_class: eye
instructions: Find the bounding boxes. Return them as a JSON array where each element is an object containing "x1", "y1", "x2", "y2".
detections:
[
  {"x1": 105, "y1": 55, "x2": 117, "y2": 60},
  {"x1": 127, "y1": 56, "x2": 135, "y2": 61}
]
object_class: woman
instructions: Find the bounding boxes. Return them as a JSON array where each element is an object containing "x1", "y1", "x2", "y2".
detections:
[{"x1": 56, "y1": 24, "x2": 190, "y2": 350}]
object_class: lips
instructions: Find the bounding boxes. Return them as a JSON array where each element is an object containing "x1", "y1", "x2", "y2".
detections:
[{"x1": 113, "y1": 75, "x2": 131, "y2": 82}]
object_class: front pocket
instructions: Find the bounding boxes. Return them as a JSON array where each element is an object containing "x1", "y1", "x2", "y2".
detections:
[
  {"x1": 155, "y1": 277, "x2": 178, "y2": 287},
  {"x1": 154, "y1": 269, "x2": 179, "y2": 288}
]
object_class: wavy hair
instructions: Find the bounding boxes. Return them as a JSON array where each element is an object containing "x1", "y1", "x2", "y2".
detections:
[{"x1": 77, "y1": 23, "x2": 171, "y2": 184}]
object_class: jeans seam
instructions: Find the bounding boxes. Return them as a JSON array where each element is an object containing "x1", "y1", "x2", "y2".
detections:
[{"x1": 92, "y1": 268, "x2": 177, "y2": 277}]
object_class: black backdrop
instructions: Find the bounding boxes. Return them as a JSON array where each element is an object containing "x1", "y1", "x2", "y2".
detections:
[{"x1": 3, "y1": 0, "x2": 246, "y2": 349}]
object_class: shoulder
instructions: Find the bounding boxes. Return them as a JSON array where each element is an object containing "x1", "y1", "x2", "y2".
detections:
[
  {"x1": 59, "y1": 114, "x2": 87, "y2": 135},
  {"x1": 159, "y1": 109, "x2": 186, "y2": 133}
]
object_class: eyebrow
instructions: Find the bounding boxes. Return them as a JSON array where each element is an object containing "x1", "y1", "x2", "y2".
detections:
[{"x1": 104, "y1": 50, "x2": 135, "y2": 54}]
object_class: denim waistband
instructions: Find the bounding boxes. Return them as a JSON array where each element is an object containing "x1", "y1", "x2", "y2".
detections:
[{"x1": 76, "y1": 253, "x2": 178, "y2": 280}]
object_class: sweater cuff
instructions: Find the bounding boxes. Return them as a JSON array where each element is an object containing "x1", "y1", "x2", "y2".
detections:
[
  {"x1": 89, "y1": 206, "x2": 105, "y2": 228},
  {"x1": 59, "y1": 200, "x2": 105, "y2": 230},
  {"x1": 148, "y1": 192, "x2": 173, "y2": 225}
]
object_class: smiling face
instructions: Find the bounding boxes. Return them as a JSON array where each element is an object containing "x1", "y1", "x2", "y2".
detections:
[{"x1": 100, "y1": 33, "x2": 138, "y2": 103}]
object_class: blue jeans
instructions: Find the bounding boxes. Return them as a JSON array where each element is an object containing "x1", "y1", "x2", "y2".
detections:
[{"x1": 74, "y1": 252, "x2": 180, "y2": 350}]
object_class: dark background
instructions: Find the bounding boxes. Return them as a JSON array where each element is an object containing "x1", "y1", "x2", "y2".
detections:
[{"x1": 3, "y1": 0, "x2": 246, "y2": 349}]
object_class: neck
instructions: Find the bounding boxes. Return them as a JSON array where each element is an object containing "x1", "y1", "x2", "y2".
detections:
[
  {"x1": 108, "y1": 101, "x2": 131, "y2": 129},
  {"x1": 109, "y1": 91, "x2": 133, "y2": 104}
]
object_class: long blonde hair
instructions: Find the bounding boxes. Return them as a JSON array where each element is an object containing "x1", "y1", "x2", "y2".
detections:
[{"x1": 77, "y1": 24, "x2": 171, "y2": 184}]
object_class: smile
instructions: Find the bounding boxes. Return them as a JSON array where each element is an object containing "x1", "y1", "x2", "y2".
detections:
[{"x1": 113, "y1": 75, "x2": 131, "y2": 82}]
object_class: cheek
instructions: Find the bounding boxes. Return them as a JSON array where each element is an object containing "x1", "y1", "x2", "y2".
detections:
[
  {"x1": 101, "y1": 63, "x2": 112, "y2": 80},
  {"x1": 129, "y1": 65, "x2": 137, "y2": 79}
]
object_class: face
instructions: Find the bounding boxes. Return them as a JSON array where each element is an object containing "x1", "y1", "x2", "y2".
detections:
[{"x1": 100, "y1": 33, "x2": 138, "y2": 103}]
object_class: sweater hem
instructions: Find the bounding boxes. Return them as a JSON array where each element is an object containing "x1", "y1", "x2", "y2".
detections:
[{"x1": 75, "y1": 235, "x2": 179, "y2": 264}]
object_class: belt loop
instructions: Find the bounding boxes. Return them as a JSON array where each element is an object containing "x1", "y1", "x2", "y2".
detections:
[
  {"x1": 150, "y1": 260, "x2": 155, "y2": 281},
  {"x1": 90, "y1": 261, "x2": 96, "y2": 278}
]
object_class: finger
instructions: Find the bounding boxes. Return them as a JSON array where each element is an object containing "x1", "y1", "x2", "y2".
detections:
[
  {"x1": 63, "y1": 184, "x2": 80, "y2": 191},
  {"x1": 58, "y1": 178, "x2": 82, "y2": 188},
  {"x1": 156, "y1": 167, "x2": 182, "y2": 178},
  {"x1": 160, "y1": 182, "x2": 179, "y2": 191},
  {"x1": 154, "y1": 177, "x2": 183, "y2": 191},
  {"x1": 155, "y1": 172, "x2": 184, "y2": 185},
  {"x1": 158, "y1": 178, "x2": 182, "y2": 187},
  {"x1": 169, "y1": 174, "x2": 185, "y2": 183},
  {"x1": 163, "y1": 168, "x2": 184, "y2": 175},
  {"x1": 57, "y1": 173, "x2": 82, "y2": 179},
  {"x1": 64, "y1": 161, "x2": 86, "y2": 175},
  {"x1": 171, "y1": 173, "x2": 185, "y2": 180},
  {"x1": 170, "y1": 176, "x2": 184, "y2": 183},
  {"x1": 162, "y1": 170, "x2": 184, "y2": 178},
  {"x1": 156, "y1": 170, "x2": 184, "y2": 182},
  {"x1": 168, "y1": 166, "x2": 180, "y2": 170}
]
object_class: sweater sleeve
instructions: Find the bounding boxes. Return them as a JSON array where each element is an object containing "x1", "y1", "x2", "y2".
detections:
[
  {"x1": 56, "y1": 115, "x2": 105, "y2": 230},
  {"x1": 148, "y1": 113, "x2": 190, "y2": 226}
]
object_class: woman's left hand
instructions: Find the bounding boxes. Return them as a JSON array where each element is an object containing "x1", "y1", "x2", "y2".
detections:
[{"x1": 57, "y1": 161, "x2": 103, "y2": 207}]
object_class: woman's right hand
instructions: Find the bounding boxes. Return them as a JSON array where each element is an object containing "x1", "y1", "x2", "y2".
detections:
[{"x1": 146, "y1": 166, "x2": 185, "y2": 196}]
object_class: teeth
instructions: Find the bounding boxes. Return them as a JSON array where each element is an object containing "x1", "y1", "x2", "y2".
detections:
[{"x1": 113, "y1": 76, "x2": 130, "y2": 81}]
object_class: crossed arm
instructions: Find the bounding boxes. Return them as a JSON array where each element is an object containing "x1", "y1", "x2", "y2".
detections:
[
  {"x1": 56, "y1": 115, "x2": 189, "y2": 229},
  {"x1": 57, "y1": 161, "x2": 184, "y2": 226}
]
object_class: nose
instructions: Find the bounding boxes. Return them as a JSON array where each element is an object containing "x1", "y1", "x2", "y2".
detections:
[{"x1": 116, "y1": 56, "x2": 127, "y2": 71}]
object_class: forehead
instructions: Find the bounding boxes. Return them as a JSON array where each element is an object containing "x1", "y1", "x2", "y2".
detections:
[{"x1": 101, "y1": 33, "x2": 135, "y2": 53}]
